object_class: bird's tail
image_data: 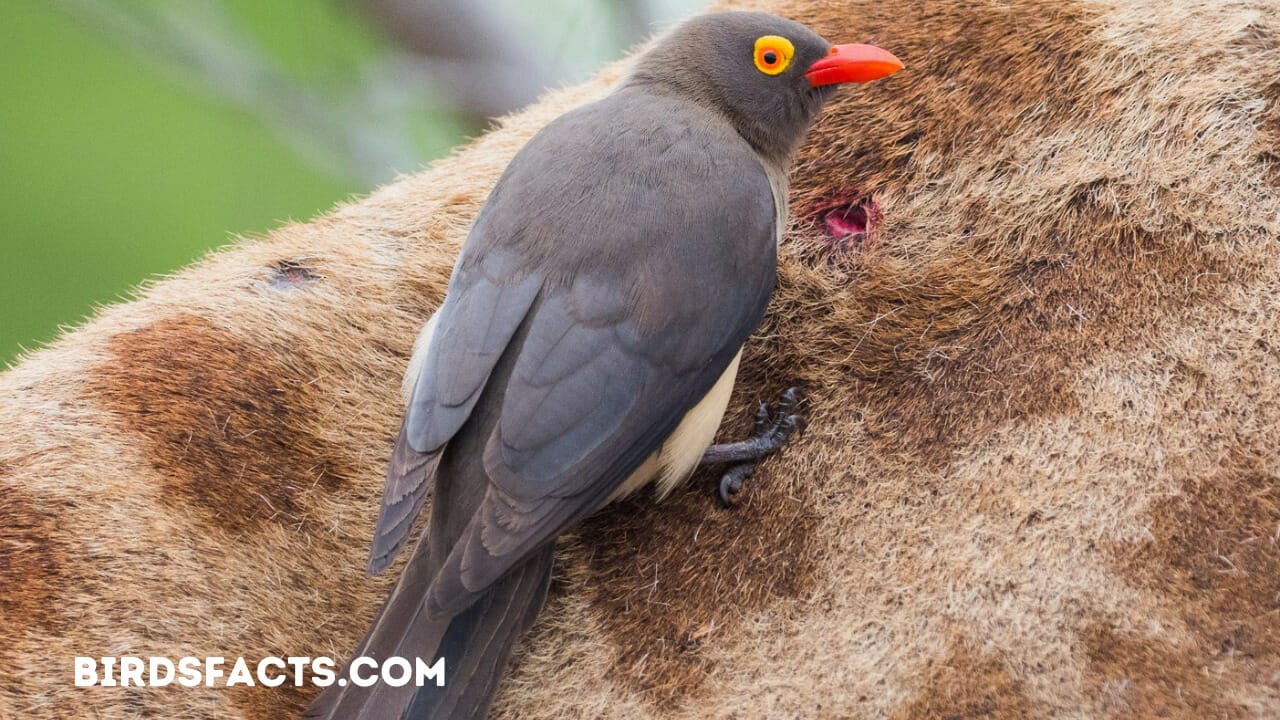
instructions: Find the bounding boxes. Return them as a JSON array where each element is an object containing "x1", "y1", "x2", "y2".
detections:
[{"x1": 304, "y1": 543, "x2": 556, "y2": 720}]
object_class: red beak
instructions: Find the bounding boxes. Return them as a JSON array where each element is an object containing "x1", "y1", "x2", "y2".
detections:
[{"x1": 805, "y1": 44, "x2": 904, "y2": 87}]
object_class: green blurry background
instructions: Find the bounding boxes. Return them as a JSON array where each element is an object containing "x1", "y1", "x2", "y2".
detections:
[{"x1": 1, "y1": 0, "x2": 701, "y2": 365}]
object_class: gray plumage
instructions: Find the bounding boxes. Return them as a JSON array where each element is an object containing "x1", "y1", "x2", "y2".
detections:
[{"x1": 306, "y1": 11, "x2": 893, "y2": 719}]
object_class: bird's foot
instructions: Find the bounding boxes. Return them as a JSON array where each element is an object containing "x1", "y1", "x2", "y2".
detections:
[{"x1": 700, "y1": 387, "x2": 803, "y2": 507}]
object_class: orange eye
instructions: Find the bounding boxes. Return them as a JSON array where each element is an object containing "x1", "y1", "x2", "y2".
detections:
[{"x1": 753, "y1": 35, "x2": 794, "y2": 75}]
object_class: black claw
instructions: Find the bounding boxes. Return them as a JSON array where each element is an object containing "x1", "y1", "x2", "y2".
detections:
[
  {"x1": 777, "y1": 388, "x2": 804, "y2": 433},
  {"x1": 753, "y1": 401, "x2": 772, "y2": 430},
  {"x1": 706, "y1": 386, "x2": 805, "y2": 507},
  {"x1": 781, "y1": 386, "x2": 800, "y2": 408},
  {"x1": 777, "y1": 387, "x2": 802, "y2": 422},
  {"x1": 718, "y1": 464, "x2": 755, "y2": 507}
]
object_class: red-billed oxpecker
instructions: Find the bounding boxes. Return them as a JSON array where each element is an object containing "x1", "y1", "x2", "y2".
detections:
[{"x1": 307, "y1": 11, "x2": 902, "y2": 719}]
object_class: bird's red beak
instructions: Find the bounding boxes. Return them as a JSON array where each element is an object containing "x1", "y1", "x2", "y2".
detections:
[{"x1": 805, "y1": 44, "x2": 904, "y2": 87}]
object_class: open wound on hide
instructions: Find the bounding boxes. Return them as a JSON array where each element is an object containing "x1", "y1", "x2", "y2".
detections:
[
  {"x1": 798, "y1": 194, "x2": 881, "y2": 263},
  {"x1": 822, "y1": 198, "x2": 877, "y2": 248},
  {"x1": 269, "y1": 260, "x2": 322, "y2": 290}
]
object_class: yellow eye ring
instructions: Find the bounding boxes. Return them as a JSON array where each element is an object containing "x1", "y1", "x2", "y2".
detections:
[{"x1": 753, "y1": 35, "x2": 794, "y2": 75}]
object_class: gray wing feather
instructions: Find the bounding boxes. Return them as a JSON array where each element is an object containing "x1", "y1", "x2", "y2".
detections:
[
  {"x1": 405, "y1": 260, "x2": 541, "y2": 453},
  {"x1": 366, "y1": 434, "x2": 440, "y2": 574},
  {"x1": 368, "y1": 249, "x2": 540, "y2": 573}
]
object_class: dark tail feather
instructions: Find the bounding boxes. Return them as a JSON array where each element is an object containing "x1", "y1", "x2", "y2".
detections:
[
  {"x1": 403, "y1": 544, "x2": 555, "y2": 719},
  {"x1": 304, "y1": 538, "x2": 448, "y2": 719},
  {"x1": 304, "y1": 544, "x2": 555, "y2": 720}
]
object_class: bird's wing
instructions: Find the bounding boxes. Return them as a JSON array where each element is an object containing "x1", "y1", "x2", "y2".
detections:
[
  {"x1": 418, "y1": 109, "x2": 780, "y2": 616},
  {"x1": 368, "y1": 246, "x2": 541, "y2": 573},
  {"x1": 424, "y1": 283, "x2": 767, "y2": 618},
  {"x1": 405, "y1": 248, "x2": 543, "y2": 455}
]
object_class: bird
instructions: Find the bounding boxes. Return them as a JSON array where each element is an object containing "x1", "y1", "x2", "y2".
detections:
[{"x1": 306, "y1": 11, "x2": 902, "y2": 719}]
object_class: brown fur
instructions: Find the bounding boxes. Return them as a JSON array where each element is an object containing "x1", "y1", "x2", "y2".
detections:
[
  {"x1": 3, "y1": 0, "x2": 1280, "y2": 717},
  {"x1": 567, "y1": 415, "x2": 820, "y2": 708},
  {"x1": 0, "y1": 483, "x2": 67, "y2": 655},
  {"x1": 87, "y1": 314, "x2": 349, "y2": 529},
  {"x1": 892, "y1": 639, "x2": 1033, "y2": 720},
  {"x1": 1083, "y1": 622, "x2": 1250, "y2": 719}
]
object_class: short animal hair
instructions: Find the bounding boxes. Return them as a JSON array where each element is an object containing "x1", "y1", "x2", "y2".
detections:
[{"x1": 2, "y1": 0, "x2": 1278, "y2": 717}]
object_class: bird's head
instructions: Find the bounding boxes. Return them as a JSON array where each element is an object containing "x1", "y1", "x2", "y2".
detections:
[{"x1": 629, "y1": 11, "x2": 903, "y2": 164}]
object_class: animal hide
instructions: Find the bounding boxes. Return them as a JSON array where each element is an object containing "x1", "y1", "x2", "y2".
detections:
[{"x1": 2, "y1": 0, "x2": 1278, "y2": 717}]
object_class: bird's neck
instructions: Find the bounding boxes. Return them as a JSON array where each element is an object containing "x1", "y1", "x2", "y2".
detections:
[
  {"x1": 733, "y1": 118, "x2": 804, "y2": 170},
  {"x1": 619, "y1": 78, "x2": 800, "y2": 169}
]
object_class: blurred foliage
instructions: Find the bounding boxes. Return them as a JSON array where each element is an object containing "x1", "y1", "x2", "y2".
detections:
[{"x1": 0, "y1": 0, "x2": 702, "y2": 365}]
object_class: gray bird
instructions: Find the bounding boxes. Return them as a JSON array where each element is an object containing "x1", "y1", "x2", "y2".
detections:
[{"x1": 307, "y1": 11, "x2": 901, "y2": 719}]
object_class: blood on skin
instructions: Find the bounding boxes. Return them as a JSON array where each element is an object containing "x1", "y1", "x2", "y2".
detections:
[{"x1": 821, "y1": 197, "x2": 877, "y2": 249}]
